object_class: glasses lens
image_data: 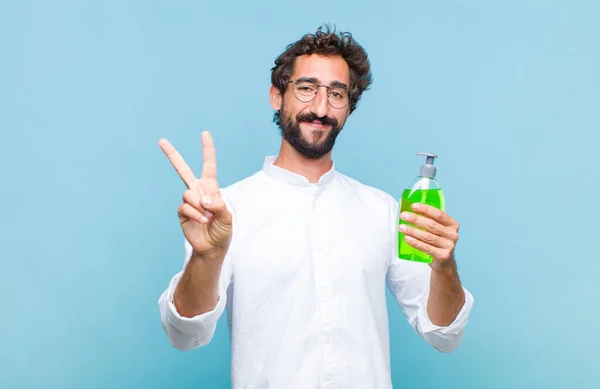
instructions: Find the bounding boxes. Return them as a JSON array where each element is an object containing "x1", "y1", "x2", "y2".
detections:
[
  {"x1": 293, "y1": 81, "x2": 317, "y2": 102},
  {"x1": 327, "y1": 86, "x2": 349, "y2": 109}
]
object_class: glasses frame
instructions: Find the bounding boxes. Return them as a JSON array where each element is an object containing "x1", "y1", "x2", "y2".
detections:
[{"x1": 287, "y1": 79, "x2": 352, "y2": 109}]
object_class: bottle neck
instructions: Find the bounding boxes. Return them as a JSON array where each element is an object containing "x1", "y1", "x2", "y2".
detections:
[{"x1": 410, "y1": 175, "x2": 441, "y2": 190}]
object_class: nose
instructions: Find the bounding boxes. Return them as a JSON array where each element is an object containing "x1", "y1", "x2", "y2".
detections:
[{"x1": 310, "y1": 86, "x2": 329, "y2": 118}]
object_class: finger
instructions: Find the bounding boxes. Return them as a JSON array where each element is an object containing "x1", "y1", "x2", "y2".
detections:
[
  {"x1": 411, "y1": 203, "x2": 457, "y2": 228},
  {"x1": 403, "y1": 235, "x2": 450, "y2": 261},
  {"x1": 192, "y1": 177, "x2": 208, "y2": 197},
  {"x1": 200, "y1": 131, "x2": 218, "y2": 182},
  {"x1": 183, "y1": 189, "x2": 213, "y2": 219},
  {"x1": 178, "y1": 203, "x2": 210, "y2": 224},
  {"x1": 158, "y1": 139, "x2": 197, "y2": 189},
  {"x1": 200, "y1": 192, "x2": 231, "y2": 222},
  {"x1": 399, "y1": 224, "x2": 454, "y2": 249},
  {"x1": 400, "y1": 211, "x2": 459, "y2": 241}
]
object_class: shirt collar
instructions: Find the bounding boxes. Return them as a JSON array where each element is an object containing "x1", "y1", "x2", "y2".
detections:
[{"x1": 262, "y1": 156, "x2": 336, "y2": 187}]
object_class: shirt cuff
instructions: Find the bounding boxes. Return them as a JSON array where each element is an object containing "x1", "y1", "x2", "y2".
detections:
[
  {"x1": 416, "y1": 285, "x2": 474, "y2": 335},
  {"x1": 164, "y1": 275, "x2": 227, "y2": 336}
]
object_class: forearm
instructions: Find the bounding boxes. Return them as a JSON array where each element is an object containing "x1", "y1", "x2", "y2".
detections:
[
  {"x1": 173, "y1": 249, "x2": 226, "y2": 318},
  {"x1": 427, "y1": 260, "x2": 465, "y2": 326}
]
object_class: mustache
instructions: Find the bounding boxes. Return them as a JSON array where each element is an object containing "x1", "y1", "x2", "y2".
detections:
[{"x1": 296, "y1": 112, "x2": 338, "y2": 128}]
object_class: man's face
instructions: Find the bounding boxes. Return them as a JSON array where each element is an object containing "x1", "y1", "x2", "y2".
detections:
[{"x1": 271, "y1": 54, "x2": 351, "y2": 159}]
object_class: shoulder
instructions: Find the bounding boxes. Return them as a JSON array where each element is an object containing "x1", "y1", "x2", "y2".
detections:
[
  {"x1": 334, "y1": 171, "x2": 398, "y2": 210},
  {"x1": 336, "y1": 172, "x2": 396, "y2": 204},
  {"x1": 218, "y1": 170, "x2": 270, "y2": 207}
]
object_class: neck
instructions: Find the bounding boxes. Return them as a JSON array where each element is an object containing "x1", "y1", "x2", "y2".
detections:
[{"x1": 274, "y1": 141, "x2": 333, "y2": 184}]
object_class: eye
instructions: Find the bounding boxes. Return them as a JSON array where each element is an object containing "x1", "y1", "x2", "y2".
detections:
[
  {"x1": 295, "y1": 82, "x2": 316, "y2": 94},
  {"x1": 329, "y1": 88, "x2": 347, "y2": 100}
]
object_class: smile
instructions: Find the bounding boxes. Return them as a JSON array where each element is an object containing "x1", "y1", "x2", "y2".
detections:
[{"x1": 301, "y1": 121, "x2": 331, "y2": 130}]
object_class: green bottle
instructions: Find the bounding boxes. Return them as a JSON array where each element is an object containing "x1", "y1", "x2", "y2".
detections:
[{"x1": 398, "y1": 152, "x2": 445, "y2": 264}]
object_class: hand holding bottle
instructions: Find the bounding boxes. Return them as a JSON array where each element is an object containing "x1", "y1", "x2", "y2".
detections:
[
  {"x1": 398, "y1": 203, "x2": 460, "y2": 270},
  {"x1": 158, "y1": 131, "x2": 233, "y2": 257},
  {"x1": 397, "y1": 152, "x2": 460, "y2": 269}
]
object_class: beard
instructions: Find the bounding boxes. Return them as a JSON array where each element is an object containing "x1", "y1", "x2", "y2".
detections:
[{"x1": 274, "y1": 100, "x2": 344, "y2": 159}]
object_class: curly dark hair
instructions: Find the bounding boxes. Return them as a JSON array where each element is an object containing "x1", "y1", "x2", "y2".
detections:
[{"x1": 271, "y1": 25, "x2": 373, "y2": 119}]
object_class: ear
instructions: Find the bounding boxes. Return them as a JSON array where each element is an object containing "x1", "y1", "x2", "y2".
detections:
[{"x1": 270, "y1": 85, "x2": 282, "y2": 111}]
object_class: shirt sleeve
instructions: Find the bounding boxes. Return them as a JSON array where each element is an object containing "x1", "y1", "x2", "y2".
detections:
[
  {"x1": 157, "y1": 195, "x2": 235, "y2": 351},
  {"x1": 385, "y1": 195, "x2": 474, "y2": 353}
]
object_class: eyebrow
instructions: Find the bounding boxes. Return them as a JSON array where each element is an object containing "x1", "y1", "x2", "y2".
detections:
[{"x1": 297, "y1": 77, "x2": 349, "y2": 89}]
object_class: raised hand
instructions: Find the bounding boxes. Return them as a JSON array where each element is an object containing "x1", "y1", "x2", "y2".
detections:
[{"x1": 158, "y1": 131, "x2": 232, "y2": 257}]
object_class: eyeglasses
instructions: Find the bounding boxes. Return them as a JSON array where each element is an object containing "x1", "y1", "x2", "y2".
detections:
[{"x1": 288, "y1": 78, "x2": 351, "y2": 109}]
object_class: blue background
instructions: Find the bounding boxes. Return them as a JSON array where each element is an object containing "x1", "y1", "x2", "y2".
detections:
[{"x1": 1, "y1": 0, "x2": 598, "y2": 388}]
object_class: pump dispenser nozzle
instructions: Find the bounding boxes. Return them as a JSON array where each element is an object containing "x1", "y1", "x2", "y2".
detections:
[{"x1": 416, "y1": 152, "x2": 438, "y2": 178}]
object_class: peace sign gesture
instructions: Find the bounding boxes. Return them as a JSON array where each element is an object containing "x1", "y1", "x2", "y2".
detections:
[{"x1": 158, "y1": 131, "x2": 232, "y2": 257}]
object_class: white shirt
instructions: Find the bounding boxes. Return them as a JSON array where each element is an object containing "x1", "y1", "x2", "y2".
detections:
[{"x1": 158, "y1": 156, "x2": 474, "y2": 389}]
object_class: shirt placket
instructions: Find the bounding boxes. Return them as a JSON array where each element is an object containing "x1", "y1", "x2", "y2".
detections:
[{"x1": 311, "y1": 197, "x2": 337, "y2": 389}]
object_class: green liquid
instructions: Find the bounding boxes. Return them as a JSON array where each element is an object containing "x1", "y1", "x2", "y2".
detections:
[{"x1": 398, "y1": 188, "x2": 445, "y2": 263}]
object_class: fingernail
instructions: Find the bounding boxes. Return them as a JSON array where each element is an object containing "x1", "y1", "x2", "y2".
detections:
[
  {"x1": 200, "y1": 215, "x2": 209, "y2": 223},
  {"x1": 400, "y1": 212, "x2": 411, "y2": 221},
  {"x1": 205, "y1": 210, "x2": 213, "y2": 217},
  {"x1": 399, "y1": 224, "x2": 407, "y2": 232},
  {"x1": 202, "y1": 196, "x2": 212, "y2": 206},
  {"x1": 411, "y1": 203, "x2": 420, "y2": 210}
]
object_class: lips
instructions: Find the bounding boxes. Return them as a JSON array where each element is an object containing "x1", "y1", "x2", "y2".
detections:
[{"x1": 302, "y1": 120, "x2": 330, "y2": 130}]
